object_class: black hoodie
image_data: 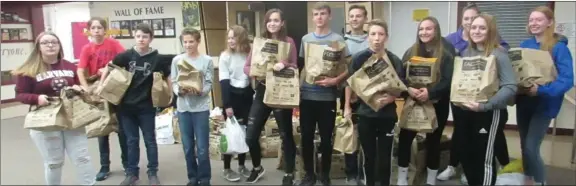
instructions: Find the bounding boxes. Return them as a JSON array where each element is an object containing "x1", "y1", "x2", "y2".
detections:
[{"x1": 112, "y1": 47, "x2": 171, "y2": 110}]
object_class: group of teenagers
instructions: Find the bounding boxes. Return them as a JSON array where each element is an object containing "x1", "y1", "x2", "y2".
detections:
[{"x1": 12, "y1": 1, "x2": 573, "y2": 186}]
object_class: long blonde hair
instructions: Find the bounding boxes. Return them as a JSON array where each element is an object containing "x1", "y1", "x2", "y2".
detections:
[
  {"x1": 225, "y1": 25, "x2": 251, "y2": 55},
  {"x1": 528, "y1": 6, "x2": 558, "y2": 53},
  {"x1": 409, "y1": 16, "x2": 445, "y2": 62},
  {"x1": 467, "y1": 13, "x2": 501, "y2": 56},
  {"x1": 11, "y1": 31, "x2": 64, "y2": 77}
]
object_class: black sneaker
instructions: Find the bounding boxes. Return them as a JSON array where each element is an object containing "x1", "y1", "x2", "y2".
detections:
[
  {"x1": 119, "y1": 175, "x2": 139, "y2": 186},
  {"x1": 245, "y1": 167, "x2": 265, "y2": 184},
  {"x1": 282, "y1": 174, "x2": 294, "y2": 186},
  {"x1": 320, "y1": 177, "x2": 331, "y2": 186},
  {"x1": 95, "y1": 166, "x2": 110, "y2": 181},
  {"x1": 298, "y1": 174, "x2": 316, "y2": 186}
]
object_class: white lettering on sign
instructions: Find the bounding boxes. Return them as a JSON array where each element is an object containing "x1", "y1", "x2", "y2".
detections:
[{"x1": 114, "y1": 6, "x2": 164, "y2": 16}]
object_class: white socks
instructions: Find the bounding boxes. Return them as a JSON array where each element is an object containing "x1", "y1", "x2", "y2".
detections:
[
  {"x1": 397, "y1": 167, "x2": 409, "y2": 185},
  {"x1": 427, "y1": 168, "x2": 438, "y2": 185}
]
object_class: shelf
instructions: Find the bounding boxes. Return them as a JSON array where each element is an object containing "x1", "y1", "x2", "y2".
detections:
[
  {"x1": 1, "y1": 21, "x2": 30, "y2": 24},
  {"x1": 1, "y1": 40, "x2": 33, "y2": 43}
]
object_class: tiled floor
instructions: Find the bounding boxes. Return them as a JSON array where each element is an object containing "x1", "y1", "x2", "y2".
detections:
[{"x1": 1, "y1": 105, "x2": 575, "y2": 185}]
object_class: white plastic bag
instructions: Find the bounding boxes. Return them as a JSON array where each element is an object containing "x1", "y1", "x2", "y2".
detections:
[
  {"x1": 495, "y1": 173, "x2": 525, "y2": 185},
  {"x1": 155, "y1": 112, "x2": 175, "y2": 145},
  {"x1": 219, "y1": 116, "x2": 249, "y2": 154}
]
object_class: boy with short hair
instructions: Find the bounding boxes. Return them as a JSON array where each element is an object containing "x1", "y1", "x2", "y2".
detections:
[
  {"x1": 100, "y1": 23, "x2": 172, "y2": 186},
  {"x1": 298, "y1": 2, "x2": 351, "y2": 186}
]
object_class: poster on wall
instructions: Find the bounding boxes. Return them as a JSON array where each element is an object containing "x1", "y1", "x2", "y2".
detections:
[
  {"x1": 120, "y1": 21, "x2": 131, "y2": 37},
  {"x1": 71, "y1": 22, "x2": 90, "y2": 60},
  {"x1": 163, "y1": 18, "x2": 175, "y2": 36},
  {"x1": 152, "y1": 19, "x2": 164, "y2": 36},
  {"x1": 182, "y1": 2, "x2": 201, "y2": 29},
  {"x1": 236, "y1": 11, "x2": 255, "y2": 37},
  {"x1": 110, "y1": 21, "x2": 121, "y2": 37},
  {"x1": 131, "y1": 20, "x2": 143, "y2": 36}
]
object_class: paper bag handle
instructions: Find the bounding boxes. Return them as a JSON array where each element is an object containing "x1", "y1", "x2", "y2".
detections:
[{"x1": 28, "y1": 97, "x2": 61, "y2": 112}]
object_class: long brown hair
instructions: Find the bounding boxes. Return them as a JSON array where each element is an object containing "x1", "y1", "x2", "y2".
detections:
[
  {"x1": 11, "y1": 31, "x2": 64, "y2": 77},
  {"x1": 226, "y1": 25, "x2": 251, "y2": 54},
  {"x1": 261, "y1": 8, "x2": 287, "y2": 40},
  {"x1": 528, "y1": 6, "x2": 558, "y2": 53},
  {"x1": 467, "y1": 13, "x2": 501, "y2": 56},
  {"x1": 409, "y1": 16, "x2": 444, "y2": 62}
]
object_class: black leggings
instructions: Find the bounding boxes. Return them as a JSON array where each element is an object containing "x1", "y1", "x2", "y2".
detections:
[
  {"x1": 245, "y1": 83, "x2": 295, "y2": 173},
  {"x1": 459, "y1": 109, "x2": 504, "y2": 185},
  {"x1": 397, "y1": 100, "x2": 450, "y2": 169},
  {"x1": 450, "y1": 105, "x2": 510, "y2": 167},
  {"x1": 300, "y1": 99, "x2": 337, "y2": 177},
  {"x1": 222, "y1": 88, "x2": 253, "y2": 169},
  {"x1": 358, "y1": 116, "x2": 396, "y2": 186}
]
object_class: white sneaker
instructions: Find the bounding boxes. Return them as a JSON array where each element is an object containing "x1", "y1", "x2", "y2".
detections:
[
  {"x1": 436, "y1": 166, "x2": 456, "y2": 181},
  {"x1": 460, "y1": 175, "x2": 468, "y2": 185}
]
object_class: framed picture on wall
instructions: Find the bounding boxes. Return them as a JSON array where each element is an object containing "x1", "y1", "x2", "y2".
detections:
[
  {"x1": 163, "y1": 18, "x2": 175, "y2": 37},
  {"x1": 110, "y1": 21, "x2": 121, "y2": 37},
  {"x1": 9, "y1": 29, "x2": 19, "y2": 40},
  {"x1": 1, "y1": 29, "x2": 9, "y2": 41},
  {"x1": 131, "y1": 20, "x2": 143, "y2": 36},
  {"x1": 236, "y1": 11, "x2": 255, "y2": 37},
  {"x1": 182, "y1": 1, "x2": 201, "y2": 29},
  {"x1": 152, "y1": 19, "x2": 164, "y2": 37},
  {"x1": 142, "y1": 19, "x2": 151, "y2": 26},
  {"x1": 120, "y1": 20, "x2": 131, "y2": 37},
  {"x1": 18, "y1": 28, "x2": 28, "y2": 40}
]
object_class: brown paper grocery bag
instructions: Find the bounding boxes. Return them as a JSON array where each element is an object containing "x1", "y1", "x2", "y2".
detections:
[
  {"x1": 398, "y1": 97, "x2": 438, "y2": 133},
  {"x1": 97, "y1": 63, "x2": 134, "y2": 105},
  {"x1": 450, "y1": 55, "x2": 499, "y2": 106},
  {"x1": 304, "y1": 41, "x2": 347, "y2": 84},
  {"x1": 172, "y1": 116, "x2": 181, "y2": 143},
  {"x1": 508, "y1": 48, "x2": 557, "y2": 88},
  {"x1": 151, "y1": 72, "x2": 173, "y2": 107},
  {"x1": 24, "y1": 98, "x2": 71, "y2": 131},
  {"x1": 333, "y1": 117, "x2": 358, "y2": 154},
  {"x1": 250, "y1": 37, "x2": 291, "y2": 78},
  {"x1": 61, "y1": 89, "x2": 102, "y2": 129},
  {"x1": 177, "y1": 60, "x2": 203, "y2": 92},
  {"x1": 85, "y1": 101, "x2": 118, "y2": 138},
  {"x1": 406, "y1": 56, "x2": 439, "y2": 87},
  {"x1": 347, "y1": 53, "x2": 408, "y2": 111},
  {"x1": 263, "y1": 67, "x2": 300, "y2": 108}
]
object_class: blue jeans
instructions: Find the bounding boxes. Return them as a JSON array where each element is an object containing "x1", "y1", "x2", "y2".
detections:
[
  {"x1": 178, "y1": 111, "x2": 211, "y2": 184},
  {"x1": 516, "y1": 97, "x2": 551, "y2": 183},
  {"x1": 117, "y1": 108, "x2": 158, "y2": 177}
]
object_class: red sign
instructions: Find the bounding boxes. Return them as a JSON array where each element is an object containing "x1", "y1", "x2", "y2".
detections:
[{"x1": 71, "y1": 22, "x2": 89, "y2": 60}]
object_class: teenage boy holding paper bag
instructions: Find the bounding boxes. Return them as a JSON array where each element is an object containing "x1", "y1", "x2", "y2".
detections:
[{"x1": 297, "y1": 3, "x2": 351, "y2": 186}]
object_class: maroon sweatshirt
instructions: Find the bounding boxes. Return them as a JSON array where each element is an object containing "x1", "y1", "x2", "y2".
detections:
[{"x1": 15, "y1": 60, "x2": 80, "y2": 105}]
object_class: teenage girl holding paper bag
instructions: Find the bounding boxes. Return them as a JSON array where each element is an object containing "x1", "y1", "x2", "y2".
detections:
[
  {"x1": 456, "y1": 13, "x2": 517, "y2": 186},
  {"x1": 13, "y1": 31, "x2": 96, "y2": 185},
  {"x1": 242, "y1": 8, "x2": 298, "y2": 185},
  {"x1": 396, "y1": 16, "x2": 455, "y2": 186},
  {"x1": 516, "y1": 6, "x2": 573, "y2": 185}
]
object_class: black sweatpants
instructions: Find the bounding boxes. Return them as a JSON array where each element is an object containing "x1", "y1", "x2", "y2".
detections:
[
  {"x1": 300, "y1": 99, "x2": 337, "y2": 178},
  {"x1": 245, "y1": 83, "x2": 295, "y2": 173},
  {"x1": 358, "y1": 116, "x2": 396, "y2": 186},
  {"x1": 450, "y1": 105, "x2": 510, "y2": 167},
  {"x1": 222, "y1": 87, "x2": 254, "y2": 169},
  {"x1": 459, "y1": 109, "x2": 503, "y2": 186},
  {"x1": 397, "y1": 99, "x2": 450, "y2": 169}
]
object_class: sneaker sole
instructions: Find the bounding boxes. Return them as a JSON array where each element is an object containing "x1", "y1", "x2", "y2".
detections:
[
  {"x1": 246, "y1": 169, "x2": 266, "y2": 184},
  {"x1": 224, "y1": 176, "x2": 241, "y2": 182}
]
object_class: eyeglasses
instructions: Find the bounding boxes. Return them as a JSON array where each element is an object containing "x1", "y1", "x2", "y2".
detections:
[{"x1": 39, "y1": 41, "x2": 59, "y2": 46}]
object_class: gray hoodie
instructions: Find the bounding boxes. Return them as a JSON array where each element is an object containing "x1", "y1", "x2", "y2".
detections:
[{"x1": 344, "y1": 32, "x2": 369, "y2": 56}]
